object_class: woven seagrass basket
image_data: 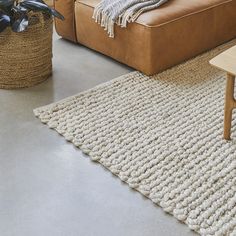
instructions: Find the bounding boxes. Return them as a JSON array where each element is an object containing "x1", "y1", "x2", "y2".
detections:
[{"x1": 0, "y1": 14, "x2": 53, "y2": 89}]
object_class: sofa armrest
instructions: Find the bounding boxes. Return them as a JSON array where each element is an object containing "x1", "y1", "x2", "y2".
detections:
[{"x1": 54, "y1": 0, "x2": 77, "y2": 42}]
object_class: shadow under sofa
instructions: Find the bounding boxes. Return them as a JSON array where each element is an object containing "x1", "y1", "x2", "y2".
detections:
[{"x1": 54, "y1": 0, "x2": 236, "y2": 75}]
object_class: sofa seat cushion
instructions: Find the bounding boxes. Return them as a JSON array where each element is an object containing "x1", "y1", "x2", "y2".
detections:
[{"x1": 78, "y1": 0, "x2": 231, "y2": 26}]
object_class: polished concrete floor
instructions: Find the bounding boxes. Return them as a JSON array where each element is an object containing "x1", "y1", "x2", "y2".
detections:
[{"x1": 0, "y1": 33, "x2": 197, "y2": 236}]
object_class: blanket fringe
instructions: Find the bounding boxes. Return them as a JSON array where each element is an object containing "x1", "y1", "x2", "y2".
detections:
[
  {"x1": 93, "y1": 7, "x2": 115, "y2": 37},
  {"x1": 92, "y1": 0, "x2": 169, "y2": 38}
]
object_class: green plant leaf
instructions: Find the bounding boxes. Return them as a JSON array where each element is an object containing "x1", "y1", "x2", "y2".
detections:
[
  {"x1": 0, "y1": 12, "x2": 10, "y2": 32},
  {"x1": 21, "y1": 0, "x2": 64, "y2": 20},
  {"x1": 20, "y1": 0, "x2": 51, "y2": 13},
  {"x1": 0, "y1": 0, "x2": 14, "y2": 15},
  {"x1": 12, "y1": 5, "x2": 28, "y2": 14},
  {"x1": 50, "y1": 8, "x2": 64, "y2": 20},
  {"x1": 11, "y1": 14, "x2": 28, "y2": 32},
  {"x1": 31, "y1": 0, "x2": 46, "y2": 3}
]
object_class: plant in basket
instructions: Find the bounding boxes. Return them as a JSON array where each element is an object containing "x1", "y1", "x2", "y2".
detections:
[
  {"x1": 0, "y1": 0, "x2": 64, "y2": 89},
  {"x1": 0, "y1": 0, "x2": 64, "y2": 33}
]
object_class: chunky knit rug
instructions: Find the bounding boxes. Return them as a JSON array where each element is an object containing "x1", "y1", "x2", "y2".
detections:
[{"x1": 34, "y1": 40, "x2": 236, "y2": 236}]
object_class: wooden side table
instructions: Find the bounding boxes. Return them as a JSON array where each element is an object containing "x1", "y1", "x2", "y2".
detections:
[{"x1": 210, "y1": 46, "x2": 236, "y2": 140}]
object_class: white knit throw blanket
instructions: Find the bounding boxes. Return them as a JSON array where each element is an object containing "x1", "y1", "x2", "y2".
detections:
[{"x1": 93, "y1": 0, "x2": 169, "y2": 37}]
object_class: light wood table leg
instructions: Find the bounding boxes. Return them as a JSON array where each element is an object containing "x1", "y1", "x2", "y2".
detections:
[{"x1": 224, "y1": 73, "x2": 236, "y2": 140}]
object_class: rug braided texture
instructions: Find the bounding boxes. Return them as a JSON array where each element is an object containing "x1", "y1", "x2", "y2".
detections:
[{"x1": 34, "y1": 40, "x2": 236, "y2": 236}]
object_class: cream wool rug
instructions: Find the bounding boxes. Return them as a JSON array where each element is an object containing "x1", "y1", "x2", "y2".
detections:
[{"x1": 34, "y1": 40, "x2": 236, "y2": 236}]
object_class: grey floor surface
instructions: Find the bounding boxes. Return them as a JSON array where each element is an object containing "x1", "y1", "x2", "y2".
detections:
[{"x1": 0, "y1": 33, "x2": 197, "y2": 236}]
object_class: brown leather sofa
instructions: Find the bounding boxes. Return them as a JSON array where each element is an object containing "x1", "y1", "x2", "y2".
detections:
[{"x1": 54, "y1": 0, "x2": 236, "y2": 75}]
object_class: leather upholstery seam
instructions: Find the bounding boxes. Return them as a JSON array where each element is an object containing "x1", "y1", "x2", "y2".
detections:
[
  {"x1": 140, "y1": 0, "x2": 233, "y2": 28},
  {"x1": 75, "y1": 0, "x2": 233, "y2": 29}
]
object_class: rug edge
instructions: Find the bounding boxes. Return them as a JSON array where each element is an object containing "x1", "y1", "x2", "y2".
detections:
[{"x1": 33, "y1": 71, "x2": 140, "y2": 116}]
